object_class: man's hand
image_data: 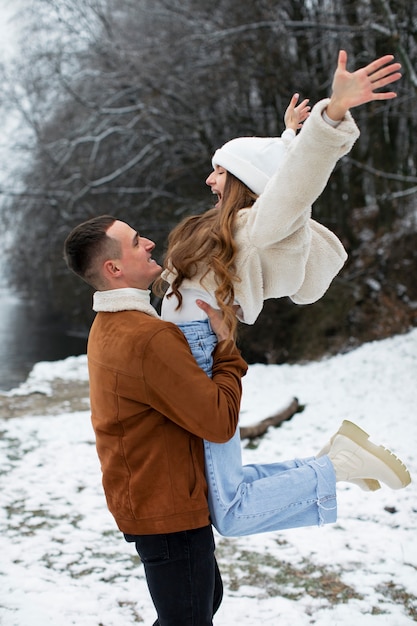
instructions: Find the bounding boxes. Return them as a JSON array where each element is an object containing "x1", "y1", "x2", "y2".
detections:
[
  {"x1": 326, "y1": 50, "x2": 402, "y2": 121},
  {"x1": 284, "y1": 93, "x2": 310, "y2": 131},
  {"x1": 196, "y1": 300, "x2": 233, "y2": 343}
]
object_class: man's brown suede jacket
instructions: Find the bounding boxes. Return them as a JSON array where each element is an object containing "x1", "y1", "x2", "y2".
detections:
[{"x1": 88, "y1": 289, "x2": 247, "y2": 535}]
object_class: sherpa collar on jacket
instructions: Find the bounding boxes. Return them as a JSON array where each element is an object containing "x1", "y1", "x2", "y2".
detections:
[{"x1": 93, "y1": 288, "x2": 160, "y2": 318}]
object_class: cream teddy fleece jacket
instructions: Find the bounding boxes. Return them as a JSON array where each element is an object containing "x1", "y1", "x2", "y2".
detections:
[{"x1": 162, "y1": 98, "x2": 360, "y2": 325}]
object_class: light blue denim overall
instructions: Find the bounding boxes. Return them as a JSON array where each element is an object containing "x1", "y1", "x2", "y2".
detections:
[{"x1": 177, "y1": 319, "x2": 337, "y2": 537}]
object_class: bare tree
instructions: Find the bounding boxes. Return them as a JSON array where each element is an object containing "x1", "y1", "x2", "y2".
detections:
[{"x1": 0, "y1": 0, "x2": 416, "y2": 354}]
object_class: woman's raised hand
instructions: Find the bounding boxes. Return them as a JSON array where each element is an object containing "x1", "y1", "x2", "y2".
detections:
[
  {"x1": 284, "y1": 93, "x2": 311, "y2": 131},
  {"x1": 326, "y1": 50, "x2": 402, "y2": 121}
]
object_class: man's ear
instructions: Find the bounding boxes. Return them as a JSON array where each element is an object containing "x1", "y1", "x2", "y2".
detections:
[{"x1": 103, "y1": 259, "x2": 122, "y2": 280}]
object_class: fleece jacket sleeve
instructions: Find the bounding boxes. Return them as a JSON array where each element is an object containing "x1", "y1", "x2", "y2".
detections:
[{"x1": 245, "y1": 98, "x2": 360, "y2": 250}]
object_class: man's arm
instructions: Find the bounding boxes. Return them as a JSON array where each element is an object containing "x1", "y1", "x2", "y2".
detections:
[{"x1": 143, "y1": 324, "x2": 247, "y2": 443}]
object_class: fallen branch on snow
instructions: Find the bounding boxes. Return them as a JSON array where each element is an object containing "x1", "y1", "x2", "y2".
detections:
[{"x1": 239, "y1": 397, "x2": 302, "y2": 440}]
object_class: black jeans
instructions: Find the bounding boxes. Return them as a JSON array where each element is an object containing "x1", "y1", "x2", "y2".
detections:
[{"x1": 125, "y1": 525, "x2": 223, "y2": 625}]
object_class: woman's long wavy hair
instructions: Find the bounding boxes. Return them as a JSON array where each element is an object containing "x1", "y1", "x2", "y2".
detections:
[{"x1": 154, "y1": 172, "x2": 257, "y2": 338}]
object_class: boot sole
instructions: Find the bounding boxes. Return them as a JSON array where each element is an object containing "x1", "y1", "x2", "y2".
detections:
[
  {"x1": 353, "y1": 478, "x2": 381, "y2": 491},
  {"x1": 339, "y1": 420, "x2": 411, "y2": 489}
]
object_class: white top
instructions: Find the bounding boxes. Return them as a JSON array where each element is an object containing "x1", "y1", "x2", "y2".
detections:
[{"x1": 161, "y1": 287, "x2": 219, "y2": 322}]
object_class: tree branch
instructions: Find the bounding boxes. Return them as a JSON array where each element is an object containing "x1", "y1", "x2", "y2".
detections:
[{"x1": 239, "y1": 397, "x2": 302, "y2": 440}]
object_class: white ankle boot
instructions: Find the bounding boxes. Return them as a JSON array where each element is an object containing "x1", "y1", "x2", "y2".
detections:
[
  {"x1": 322, "y1": 420, "x2": 411, "y2": 490},
  {"x1": 317, "y1": 422, "x2": 381, "y2": 491}
]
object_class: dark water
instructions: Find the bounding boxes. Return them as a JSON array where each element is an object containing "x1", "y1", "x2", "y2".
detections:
[{"x1": 0, "y1": 287, "x2": 88, "y2": 391}]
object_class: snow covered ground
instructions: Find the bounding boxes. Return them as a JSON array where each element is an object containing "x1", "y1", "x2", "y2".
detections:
[{"x1": 0, "y1": 329, "x2": 416, "y2": 625}]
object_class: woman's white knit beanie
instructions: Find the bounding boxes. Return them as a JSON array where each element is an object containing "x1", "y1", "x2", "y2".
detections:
[{"x1": 211, "y1": 132, "x2": 294, "y2": 196}]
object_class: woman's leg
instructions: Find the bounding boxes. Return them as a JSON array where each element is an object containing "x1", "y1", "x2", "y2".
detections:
[
  {"x1": 176, "y1": 320, "x2": 217, "y2": 377},
  {"x1": 178, "y1": 321, "x2": 337, "y2": 538},
  {"x1": 204, "y1": 435, "x2": 336, "y2": 536}
]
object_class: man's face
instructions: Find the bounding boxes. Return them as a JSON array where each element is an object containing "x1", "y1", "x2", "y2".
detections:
[{"x1": 106, "y1": 220, "x2": 162, "y2": 289}]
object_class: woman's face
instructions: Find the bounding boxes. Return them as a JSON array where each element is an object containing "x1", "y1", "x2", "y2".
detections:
[{"x1": 206, "y1": 165, "x2": 227, "y2": 209}]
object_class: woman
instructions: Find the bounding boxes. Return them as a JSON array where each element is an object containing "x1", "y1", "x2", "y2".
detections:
[{"x1": 154, "y1": 51, "x2": 410, "y2": 537}]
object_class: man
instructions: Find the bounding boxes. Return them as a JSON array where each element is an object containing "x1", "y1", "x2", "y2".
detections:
[{"x1": 64, "y1": 215, "x2": 248, "y2": 625}]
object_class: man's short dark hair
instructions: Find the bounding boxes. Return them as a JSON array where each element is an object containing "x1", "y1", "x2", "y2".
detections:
[{"x1": 63, "y1": 215, "x2": 119, "y2": 288}]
